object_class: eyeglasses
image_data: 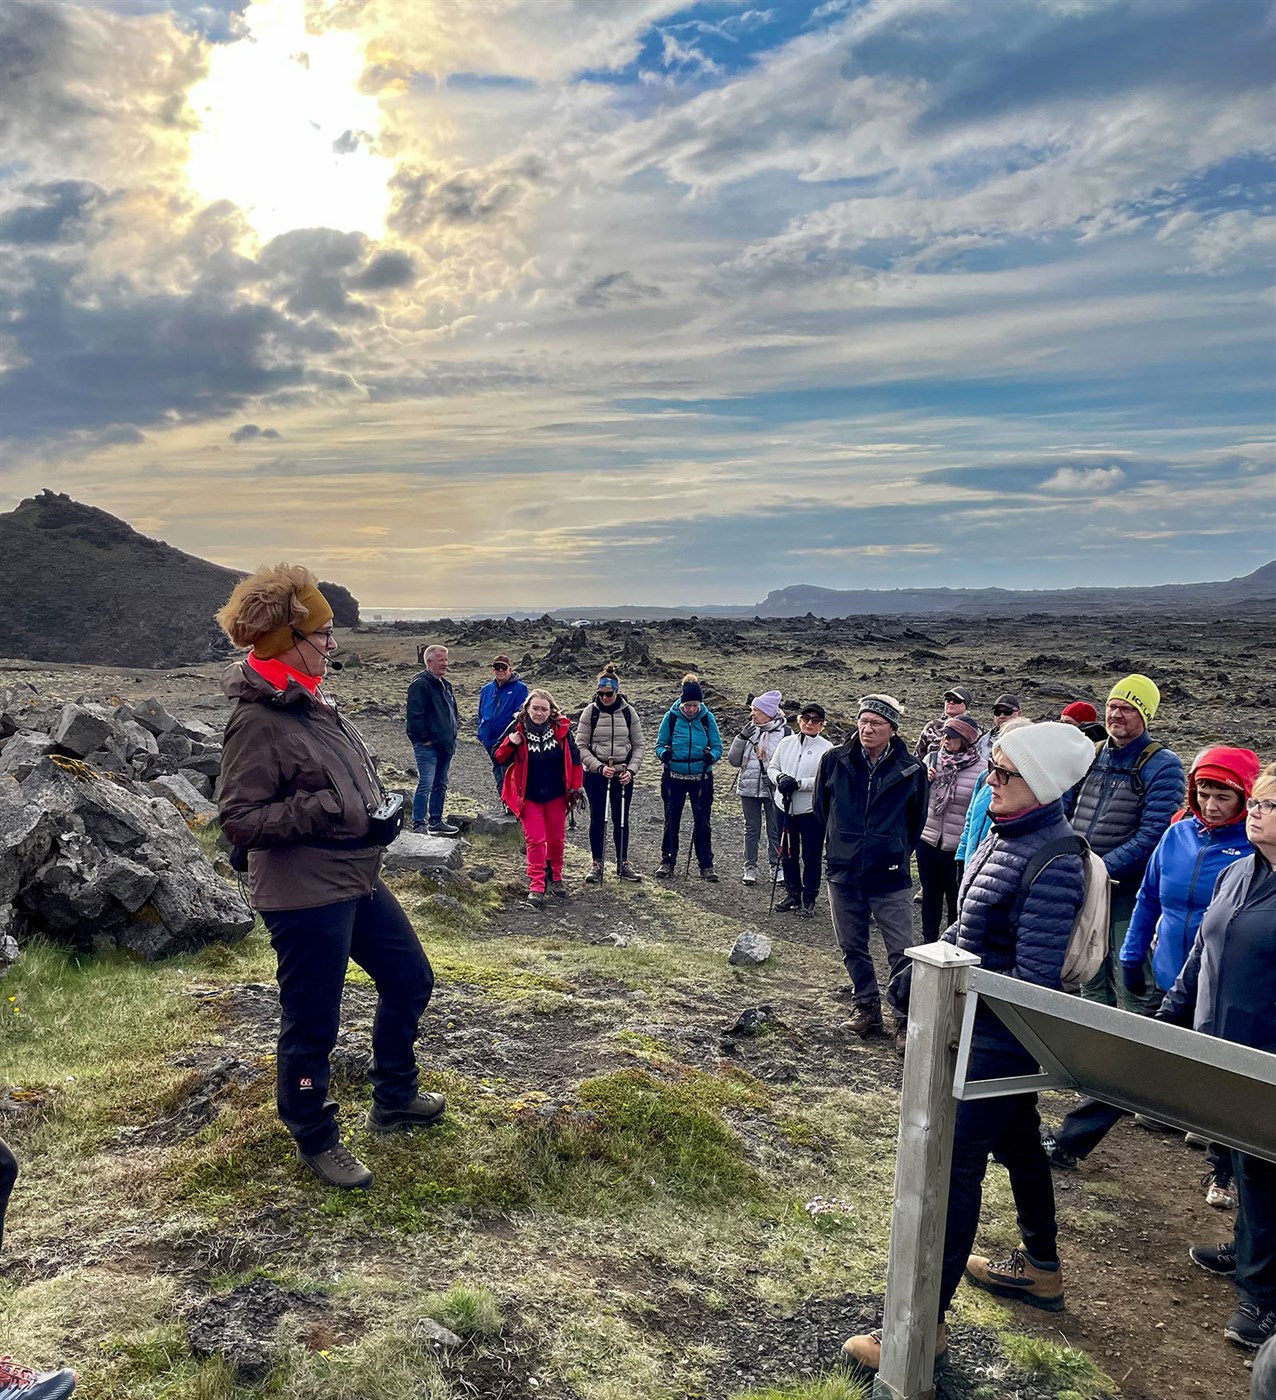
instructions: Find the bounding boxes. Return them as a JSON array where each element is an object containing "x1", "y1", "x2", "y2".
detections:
[
  {"x1": 1246, "y1": 798, "x2": 1276, "y2": 815},
  {"x1": 800, "y1": 714, "x2": 824, "y2": 723},
  {"x1": 986, "y1": 760, "x2": 1023, "y2": 786}
]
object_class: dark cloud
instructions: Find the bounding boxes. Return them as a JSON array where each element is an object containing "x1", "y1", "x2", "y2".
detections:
[
  {"x1": 258, "y1": 227, "x2": 374, "y2": 322},
  {"x1": 0, "y1": 255, "x2": 345, "y2": 440},
  {"x1": 387, "y1": 163, "x2": 534, "y2": 235},
  {"x1": 355, "y1": 249, "x2": 416, "y2": 290},
  {"x1": 0, "y1": 179, "x2": 106, "y2": 244},
  {"x1": 0, "y1": 0, "x2": 79, "y2": 142},
  {"x1": 229, "y1": 423, "x2": 282, "y2": 442},
  {"x1": 575, "y1": 270, "x2": 662, "y2": 309}
]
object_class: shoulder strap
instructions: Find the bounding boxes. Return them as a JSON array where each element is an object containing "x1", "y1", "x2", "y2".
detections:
[
  {"x1": 1020, "y1": 834, "x2": 1086, "y2": 893},
  {"x1": 1132, "y1": 739, "x2": 1163, "y2": 773}
]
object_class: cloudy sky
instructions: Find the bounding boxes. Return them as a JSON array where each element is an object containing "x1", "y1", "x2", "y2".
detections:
[{"x1": 1, "y1": 0, "x2": 1273, "y2": 610}]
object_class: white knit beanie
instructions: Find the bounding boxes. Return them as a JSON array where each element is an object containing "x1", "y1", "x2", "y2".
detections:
[{"x1": 996, "y1": 722, "x2": 1095, "y2": 805}]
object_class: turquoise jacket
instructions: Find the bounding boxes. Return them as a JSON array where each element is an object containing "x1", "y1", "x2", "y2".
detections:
[{"x1": 655, "y1": 702, "x2": 722, "y2": 778}]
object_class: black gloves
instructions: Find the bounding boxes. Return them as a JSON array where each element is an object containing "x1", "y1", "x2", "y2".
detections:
[
  {"x1": 1121, "y1": 962, "x2": 1148, "y2": 997},
  {"x1": 776, "y1": 774, "x2": 799, "y2": 798}
]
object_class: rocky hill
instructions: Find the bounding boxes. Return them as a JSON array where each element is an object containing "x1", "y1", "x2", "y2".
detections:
[{"x1": 0, "y1": 493, "x2": 359, "y2": 667}]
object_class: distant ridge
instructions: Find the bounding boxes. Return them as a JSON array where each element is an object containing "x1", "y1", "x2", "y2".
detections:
[
  {"x1": 0, "y1": 492, "x2": 359, "y2": 667},
  {"x1": 462, "y1": 560, "x2": 1276, "y2": 621}
]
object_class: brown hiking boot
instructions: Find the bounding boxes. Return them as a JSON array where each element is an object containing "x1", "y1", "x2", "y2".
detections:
[
  {"x1": 297, "y1": 1141, "x2": 373, "y2": 1191},
  {"x1": 585, "y1": 860, "x2": 604, "y2": 884},
  {"x1": 842, "y1": 1322, "x2": 947, "y2": 1371},
  {"x1": 965, "y1": 1248, "x2": 1064, "y2": 1312},
  {"x1": 893, "y1": 1019, "x2": 908, "y2": 1058},
  {"x1": 844, "y1": 1001, "x2": 884, "y2": 1038}
]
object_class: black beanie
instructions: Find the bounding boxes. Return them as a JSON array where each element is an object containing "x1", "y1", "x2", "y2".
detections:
[{"x1": 681, "y1": 679, "x2": 703, "y2": 702}]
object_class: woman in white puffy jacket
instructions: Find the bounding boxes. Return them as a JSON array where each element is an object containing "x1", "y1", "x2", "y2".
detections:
[{"x1": 768, "y1": 702, "x2": 834, "y2": 916}]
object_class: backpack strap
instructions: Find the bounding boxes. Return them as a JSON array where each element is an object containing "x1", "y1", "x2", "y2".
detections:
[{"x1": 1013, "y1": 834, "x2": 1090, "y2": 920}]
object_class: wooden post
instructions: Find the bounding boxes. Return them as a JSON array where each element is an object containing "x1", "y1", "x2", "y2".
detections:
[{"x1": 875, "y1": 942, "x2": 981, "y2": 1400}]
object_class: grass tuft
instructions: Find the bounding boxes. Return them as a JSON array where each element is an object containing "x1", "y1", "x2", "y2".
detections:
[
  {"x1": 999, "y1": 1334, "x2": 1118, "y2": 1396},
  {"x1": 418, "y1": 1282, "x2": 505, "y2": 1339},
  {"x1": 731, "y1": 1374, "x2": 869, "y2": 1400}
]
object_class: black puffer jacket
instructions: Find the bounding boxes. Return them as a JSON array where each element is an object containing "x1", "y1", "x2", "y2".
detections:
[{"x1": 813, "y1": 736, "x2": 928, "y2": 894}]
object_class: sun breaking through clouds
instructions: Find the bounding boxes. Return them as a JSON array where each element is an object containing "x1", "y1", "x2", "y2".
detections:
[{"x1": 0, "y1": 0, "x2": 1273, "y2": 610}]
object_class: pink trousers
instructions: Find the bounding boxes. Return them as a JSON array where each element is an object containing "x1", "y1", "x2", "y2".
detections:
[{"x1": 521, "y1": 796, "x2": 566, "y2": 891}]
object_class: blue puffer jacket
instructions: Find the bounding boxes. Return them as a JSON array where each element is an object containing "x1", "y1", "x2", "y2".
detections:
[
  {"x1": 476, "y1": 673, "x2": 529, "y2": 752},
  {"x1": 1120, "y1": 815, "x2": 1253, "y2": 992},
  {"x1": 944, "y1": 800, "x2": 1086, "y2": 1059},
  {"x1": 1067, "y1": 732, "x2": 1185, "y2": 891},
  {"x1": 655, "y1": 703, "x2": 722, "y2": 778},
  {"x1": 1160, "y1": 855, "x2": 1276, "y2": 1053},
  {"x1": 956, "y1": 774, "x2": 994, "y2": 864}
]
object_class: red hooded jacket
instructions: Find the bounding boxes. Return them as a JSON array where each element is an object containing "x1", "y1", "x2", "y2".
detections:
[{"x1": 495, "y1": 714, "x2": 584, "y2": 818}]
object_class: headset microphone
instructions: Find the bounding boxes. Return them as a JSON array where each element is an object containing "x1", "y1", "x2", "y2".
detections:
[{"x1": 327, "y1": 659, "x2": 344, "y2": 671}]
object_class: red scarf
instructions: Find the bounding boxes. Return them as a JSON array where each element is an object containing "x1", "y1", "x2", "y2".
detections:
[{"x1": 247, "y1": 652, "x2": 322, "y2": 695}]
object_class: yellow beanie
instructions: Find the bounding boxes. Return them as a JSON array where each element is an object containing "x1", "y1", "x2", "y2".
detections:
[
  {"x1": 1108, "y1": 673, "x2": 1159, "y2": 726},
  {"x1": 217, "y1": 565, "x2": 334, "y2": 660}
]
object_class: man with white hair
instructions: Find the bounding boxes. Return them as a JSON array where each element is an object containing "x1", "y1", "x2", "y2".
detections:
[{"x1": 407, "y1": 644, "x2": 459, "y2": 835}]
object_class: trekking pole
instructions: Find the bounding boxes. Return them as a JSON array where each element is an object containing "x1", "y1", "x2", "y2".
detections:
[{"x1": 769, "y1": 795, "x2": 791, "y2": 914}]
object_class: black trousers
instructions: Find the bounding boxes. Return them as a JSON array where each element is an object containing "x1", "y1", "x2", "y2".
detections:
[
  {"x1": 780, "y1": 809, "x2": 824, "y2": 905},
  {"x1": 940, "y1": 1048, "x2": 1058, "y2": 1317},
  {"x1": 661, "y1": 771, "x2": 714, "y2": 869},
  {"x1": 0, "y1": 1136, "x2": 16, "y2": 1252},
  {"x1": 263, "y1": 881, "x2": 434, "y2": 1155},
  {"x1": 583, "y1": 770, "x2": 634, "y2": 862},
  {"x1": 1234, "y1": 1150, "x2": 1276, "y2": 1307},
  {"x1": 916, "y1": 839, "x2": 961, "y2": 943}
]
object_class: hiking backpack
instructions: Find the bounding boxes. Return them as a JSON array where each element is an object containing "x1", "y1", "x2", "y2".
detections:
[{"x1": 1018, "y1": 834, "x2": 1112, "y2": 993}]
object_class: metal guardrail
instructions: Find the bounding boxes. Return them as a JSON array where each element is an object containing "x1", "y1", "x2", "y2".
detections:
[{"x1": 873, "y1": 943, "x2": 1276, "y2": 1400}]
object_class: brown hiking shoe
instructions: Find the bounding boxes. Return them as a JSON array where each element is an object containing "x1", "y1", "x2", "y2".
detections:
[
  {"x1": 893, "y1": 1019, "x2": 908, "y2": 1057},
  {"x1": 585, "y1": 860, "x2": 604, "y2": 884},
  {"x1": 844, "y1": 1002, "x2": 884, "y2": 1038},
  {"x1": 617, "y1": 861, "x2": 641, "y2": 881},
  {"x1": 842, "y1": 1323, "x2": 947, "y2": 1371},
  {"x1": 965, "y1": 1248, "x2": 1064, "y2": 1312},
  {"x1": 368, "y1": 1092, "x2": 447, "y2": 1134},
  {"x1": 298, "y1": 1141, "x2": 373, "y2": 1191}
]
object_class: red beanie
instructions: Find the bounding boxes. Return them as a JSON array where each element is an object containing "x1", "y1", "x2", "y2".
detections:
[
  {"x1": 1061, "y1": 701, "x2": 1098, "y2": 724},
  {"x1": 1189, "y1": 747, "x2": 1261, "y2": 821}
]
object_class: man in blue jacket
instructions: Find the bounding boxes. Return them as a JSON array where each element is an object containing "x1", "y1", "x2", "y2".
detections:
[
  {"x1": 1066, "y1": 673, "x2": 1185, "y2": 1011},
  {"x1": 654, "y1": 676, "x2": 722, "y2": 880},
  {"x1": 843, "y1": 721, "x2": 1096, "y2": 1375},
  {"x1": 406, "y1": 644, "x2": 459, "y2": 835},
  {"x1": 476, "y1": 654, "x2": 528, "y2": 800}
]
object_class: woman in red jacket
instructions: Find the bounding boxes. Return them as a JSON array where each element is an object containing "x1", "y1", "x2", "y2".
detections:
[{"x1": 496, "y1": 689, "x2": 585, "y2": 909}]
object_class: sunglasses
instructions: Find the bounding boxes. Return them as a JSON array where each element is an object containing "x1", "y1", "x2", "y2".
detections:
[
  {"x1": 986, "y1": 760, "x2": 1023, "y2": 786},
  {"x1": 493, "y1": 665, "x2": 510, "y2": 672},
  {"x1": 993, "y1": 706, "x2": 1017, "y2": 717}
]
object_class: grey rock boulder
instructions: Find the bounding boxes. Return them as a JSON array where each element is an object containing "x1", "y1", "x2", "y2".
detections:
[
  {"x1": 0, "y1": 732, "x2": 53, "y2": 780},
  {"x1": 117, "y1": 698, "x2": 178, "y2": 736},
  {"x1": 120, "y1": 720, "x2": 159, "y2": 757},
  {"x1": 381, "y1": 830, "x2": 463, "y2": 874},
  {"x1": 149, "y1": 773, "x2": 218, "y2": 824},
  {"x1": 51, "y1": 702, "x2": 118, "y2": 758},
  {"x1": 728, "y1": 930, "x2": 773, "y2": 966},
  {"x1": 0, "y1": 793, "x2": 57, "y2": 902}
]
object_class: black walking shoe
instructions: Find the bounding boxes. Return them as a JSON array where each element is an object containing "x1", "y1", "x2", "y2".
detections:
[
  {"x1": 617, "y1": 861, "x2": 641, "y2": 881},
  {"x1": 549, "y1": 879, "x2": 567, "y2": 898},
  {"x1": 297, "y1": 1141, "x2": 373, "y2": 1190},
  {"x1": 797, "y1": 902, "x2": 815, "y2": 919},
  {"x1": 526, "y1": 890, "x2": 546, "y2": 910},
  {"x1": 1189, "y1": 1241, "x2": 1237, "y2": 1277},
  {"x1": 1224, "y1": 1302, "x2": 1276, "y2": 1350},
  {"x1": 774, "y1": 892, "x2": 801, "y2": 913},
  {"x1": 1039, "y1": 1125, "x2": 1078, "y2": 1171},
  {"x1": 428, "y1": 820, "x2": 460, "y2": 836},
  {"x1": 700, "y1": 866, "x2": 719, "y2": 882},
  {"x1": 654, "y1": 863, "x2": 673, "y2": 879},
  {"x1": 368, "y1": 1092, "x2": 447, "y2": 1134},
  {"x1": 0, "y1": 1357, "x2": 78, "y2": 1400}
]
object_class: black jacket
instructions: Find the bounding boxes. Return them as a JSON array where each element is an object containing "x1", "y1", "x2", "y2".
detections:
[
  {"x1": 406, "y1": 669, "x2": 459, "y2": 748},
  {"x1": 814, "y1": 736, "x2": 928, "y2": 894}
]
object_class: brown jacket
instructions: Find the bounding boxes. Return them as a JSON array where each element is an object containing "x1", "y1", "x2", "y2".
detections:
[{"x1": 218, "y1": 660, "x2": 383, "y2": 911}]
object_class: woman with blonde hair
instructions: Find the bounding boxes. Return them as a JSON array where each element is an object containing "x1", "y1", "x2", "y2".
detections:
[
  {"x1": 217, "y1": 564, "x2": 442, "y2": 1193},
  {"x1": 496, "y1": 688, "x2": 585, "y2": 909}
]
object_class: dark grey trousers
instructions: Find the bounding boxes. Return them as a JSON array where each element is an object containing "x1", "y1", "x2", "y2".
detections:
[{"x1": 827, "y1": 879, "x2": 916, "y2": 1016}]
